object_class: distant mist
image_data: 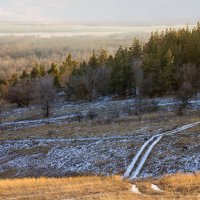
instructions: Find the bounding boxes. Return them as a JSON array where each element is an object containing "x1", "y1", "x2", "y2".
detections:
[{"x1": 0, "y1": 23, "x2": 196, "y2": 37}]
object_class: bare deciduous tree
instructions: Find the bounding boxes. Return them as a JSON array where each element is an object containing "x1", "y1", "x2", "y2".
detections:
[
  {"x1": 79, "y1": 68, "x2": 99, "y2": 100},
  {"x1": 132, "y1": 58, "x2": 143, "y2": 119},
  {"x1": 33, "y1": 76, "x2": 56, "y2": 118},
  {"x1": 65, "y1": 66, "x2": 111, "y2": 100},
  {"x1": 7, "y1": 81, "x2": 33, "y2": 107},
  {"x1": 95, "y1": 66, "x2": 111, "y2": 96},
  {"x1": 0, "y1": 99, "x2": 7, "y2": 123},
  {"x1": 176, "y1": 81, "x2": 194, "y2": 115}
]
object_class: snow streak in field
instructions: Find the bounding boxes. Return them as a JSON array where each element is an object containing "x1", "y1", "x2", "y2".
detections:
[
  {"x1": 123, "y1": 135, "x2": 157, "y2": 178},
  {"x1": 124, "y1": 122, "x2": 200, "y2": 179},
  {"x1": 130, "y1": 135, "x2": 163, "y2": 179}
]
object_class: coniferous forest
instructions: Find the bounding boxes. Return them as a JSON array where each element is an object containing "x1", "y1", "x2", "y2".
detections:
[{"x1": 0, "y1": 23, "x2": 200, "y2": 108}]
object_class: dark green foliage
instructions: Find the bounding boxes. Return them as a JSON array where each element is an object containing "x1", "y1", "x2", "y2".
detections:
[
  {"x1": 9, "y1": 74, "x2": 18, "y2": 85},
  {"x1": 0, "y1": 79, "x2": 7, "y2": 98},
  {"x1": 60, "y1": 54, "x2": 77, "y2": 75},
  {"x1": 88, "y1": 51, "x2": 99, "y2": 69},
  {"x1": 48, "y1": 63, "x2": 59, "y2": 76},
  {"x1": 20, "y1": 70, "x2": 29, "y2": 80},
  {"x1": 129, "y1": 39, "x2": 143, "y2": 59},
  {"x1": 98, "y1": 49, "x2": 109, "y2": 67},
  {"x1": 39, "y1": 65, "x2": 46, "y2": 77},
  {"x1": 2, "y1": 23, "x2": 200, "y2": 102},
  {"x1": 30, "y1": 67, "x2": 40, "y2": 79},
  {"x1": 54, "y1": 75, "x2": 61, "y2": 88},
  {"x1": 111, "y1": 47, "x2": 134, "y2": 96},
  {"x1": 142, "y1": 24, "x2": 200, "y2": 95},
  {"x1": 29, "y1": 64, "x2": 46, "y2": 79},
  {"x1": 47, "y1": 63, "x2": 62, "y2": 88}
]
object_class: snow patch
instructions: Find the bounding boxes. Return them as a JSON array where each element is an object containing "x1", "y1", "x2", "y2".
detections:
[
  {"x1": 131, "y1": 185, "x2": 142, "y2": 194},
  {"x1": 151, "y1": 184, "x2": 163, "y2": 192}
]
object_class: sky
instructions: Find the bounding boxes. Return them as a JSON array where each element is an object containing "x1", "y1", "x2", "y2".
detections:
[{"x1": 0, "y1": 0, "x2": 199, "y2": 25}]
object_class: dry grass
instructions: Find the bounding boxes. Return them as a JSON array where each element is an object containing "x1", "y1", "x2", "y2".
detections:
[
  {"x1": 0, "y1": 173, "x2": 200, "y2": 200},
  {"x1": 0, "y1": 176, "x2": 129, "y2": 200},
  {"x1": 159, "y1": 173, "x2": 200, "y2": 195}
]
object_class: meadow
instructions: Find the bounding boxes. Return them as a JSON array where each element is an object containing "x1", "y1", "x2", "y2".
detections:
[{"x1": 0, "y1": 173, "x2": 199, "y2": 200}]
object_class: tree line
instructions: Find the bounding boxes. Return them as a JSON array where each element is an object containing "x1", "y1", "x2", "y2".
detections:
[
  {"x1": 0, "y1": 23, "x2": 200, "y2": 117},
  {"x1": 0, "y1": 34, "x2": 136, "y2": 78}
]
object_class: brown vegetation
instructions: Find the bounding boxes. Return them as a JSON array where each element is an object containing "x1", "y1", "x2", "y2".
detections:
[
  {"x1": 0, "y1": 173, "x2": 199, "y2": 200},
  {"x1": 32, "y1": 76, "x2": 56, "y2": 117},
  {"x1": 1, "y1": 111, "x2": 199, "y2": 141}
]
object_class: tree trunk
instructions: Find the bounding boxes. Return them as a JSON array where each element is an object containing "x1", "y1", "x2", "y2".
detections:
[{"x1": 46, "y1": 101, "x2": 49, "y2": 118}]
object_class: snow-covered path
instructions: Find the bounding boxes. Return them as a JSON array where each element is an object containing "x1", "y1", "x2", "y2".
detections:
[
  {"x1": 124, "y1": 121, "x2": 200, "y2": 179},
  {"x1": 0, "y1": 113, "x2": 79, "y2": 130}
]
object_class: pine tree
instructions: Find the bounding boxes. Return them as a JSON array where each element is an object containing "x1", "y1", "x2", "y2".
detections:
[
  {"x1": 30, "y1": 67, "x2": 40, "y2": 79},
  {"x1": 111, "y1": 47, "x2": 133, "y2": 96},
  {"x1": 20, "y1": 70, "x2": 29, "y2": 80},
  {"x1": 88, "y1": 51, "x2": 98, "y2": 68},
  {"x1": 60, "y1": 54, "x2": 77, "y2": 75},
  {"x1": 98, "y1": 49, "x2": 109, "y2": 67},
  {"x1": 39, "y1": 65, "x2": 46, "y2": 77},
  {"x1": 129, "y1": 39, "x2": 142, "y2": 59},
  {"x1": 48, "y1": 63, "x2": 59, "y2": 76}
]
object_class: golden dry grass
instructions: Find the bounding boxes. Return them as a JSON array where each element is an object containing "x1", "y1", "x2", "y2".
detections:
[
  {"x1": 0, "y1": 173, "x2": 200, "y2": 200},
  {"x1": 159, "y1": 173, "x2": 200, "y2": 195},
  {"x1": 0, "y1": 176, "x2": 129, "y2": 200}
]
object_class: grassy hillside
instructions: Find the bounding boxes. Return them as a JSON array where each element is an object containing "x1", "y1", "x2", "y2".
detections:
[{"x1": 0, "y1": 173, "x2": 199, "y2": 200}]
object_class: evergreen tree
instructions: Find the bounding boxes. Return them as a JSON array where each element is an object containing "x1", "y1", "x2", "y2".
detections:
[
  {"x1": 98, "y1": 49, "x2": 109, "y2": 67},
  {"x1": 88, "y1": 51, "x2": 98, "y2": 68},
  {"x1": 129, "y1": 39, "x2": 143, "y2": 59},
  {"x1": 20, "y1": 70, "x2": 29, "y2": 80},
  {"x1": 48, "y1": 63, "x2": 59, "y2": 76},
  {"x1": 54, "y1": 75, "x2": 61, "y2": 88},
  {"x1": 39, "y1": 65, "x2": 46, "y2": 76},
  {"x1": 111, "y1": 47, "x2": 133, "y2": 96},
  {"x1": 9, "y1": 74, "x2": 18, "y2": 85},
  {"x1": 48, "y1": 63, "x2": 61, "y2": 88},
  {"x1": 60, "y1": 54, "x2": 77, "y2": 75},
  {"x1": 30, "y1": 67, "x2": 40, "y2": 79}
]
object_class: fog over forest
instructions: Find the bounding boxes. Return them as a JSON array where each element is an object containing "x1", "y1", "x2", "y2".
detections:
[{"x1": 0, "y1": 23, "x2": 195, "y2": 78}]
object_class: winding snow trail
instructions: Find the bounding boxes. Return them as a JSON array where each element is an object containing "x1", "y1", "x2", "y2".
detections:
[
  {"x1": 124, "y1": 121, "x2": 200, "y2": 179},
  {"x1": 130, "y1": 135, "x2": 163, "y2": 179},
  {"x1": 123, "y1": 135, "x2": 158, "y2": 178}
]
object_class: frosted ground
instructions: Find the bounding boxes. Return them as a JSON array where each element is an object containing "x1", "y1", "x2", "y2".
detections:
[
  {"x1": 1, "y1": 96, "x2": 200, "y2": 130},
  {"x1": 0, "y1": 96, "x2": 200, "y2": 179}
]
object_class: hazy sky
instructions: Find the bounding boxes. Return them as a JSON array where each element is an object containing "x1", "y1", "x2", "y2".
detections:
[{"x1": 0, "y1": 0, "x2": 199, "y2": 25}]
